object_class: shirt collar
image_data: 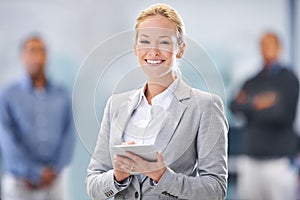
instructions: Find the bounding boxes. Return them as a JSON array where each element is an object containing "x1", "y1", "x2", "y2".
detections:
[{"x1": 137, "y1": 78, "x2": 179, "y2": 110}]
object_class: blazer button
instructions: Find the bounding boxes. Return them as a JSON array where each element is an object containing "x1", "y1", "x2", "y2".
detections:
[{"x1": 135, "y1": 191, "x2": 139, "y2": 198}]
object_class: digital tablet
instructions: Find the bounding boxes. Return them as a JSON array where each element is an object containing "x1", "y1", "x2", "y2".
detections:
[{"x1": 111, "y1": 144, "x2": 157, "y2": 162}]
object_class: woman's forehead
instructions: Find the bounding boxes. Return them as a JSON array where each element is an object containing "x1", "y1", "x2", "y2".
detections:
[
  {"x1": 137, "y1": 27, "x2": 177, "y2": 39},
  {"x1": 137, "y1": 15, "x2": 176, "y2": 31}
]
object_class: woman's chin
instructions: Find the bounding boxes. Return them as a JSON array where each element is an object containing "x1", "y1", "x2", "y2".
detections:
[
  {"x1": 142, "y1": 65, "x2": 173, "y2": 78},
  {"x1": 144, "y1": 69, "x2": 173, "y2": 80}
]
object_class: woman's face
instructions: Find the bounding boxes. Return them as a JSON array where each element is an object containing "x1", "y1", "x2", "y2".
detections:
[{"x1": 134, "y1": 15, "x2": 182, "y2": 78}]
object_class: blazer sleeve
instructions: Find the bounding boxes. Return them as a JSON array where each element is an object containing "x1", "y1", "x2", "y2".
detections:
[
  {"x1": 86, "y1": 97, "x2": 123, "y2": 200},
  {"x1": 152, "y1": 94, "x2": 229, "y2": 200}
]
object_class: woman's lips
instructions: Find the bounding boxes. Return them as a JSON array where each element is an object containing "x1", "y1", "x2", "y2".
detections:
[{"x1": 145, "y1": 59, "x2": 165, "y2": 65}]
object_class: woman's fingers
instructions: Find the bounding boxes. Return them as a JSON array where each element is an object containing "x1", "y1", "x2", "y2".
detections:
[
  {"x1": 114, "y1": 155, "x2": 135, "y2": 172},
  {"x1": 125, "y1": 151, "x2": 143, "y2": 162},
  {"x1": 122, "y1": 141, "x2": 136, "y2": 145},
  {"x1": 114, "y1": 155, "x2": 133, "y2": 166}
]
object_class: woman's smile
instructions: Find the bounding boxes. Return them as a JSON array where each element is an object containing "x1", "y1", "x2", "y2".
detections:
[{"x1": 145, "y1": 59, "x2": 166, "y2": 66}]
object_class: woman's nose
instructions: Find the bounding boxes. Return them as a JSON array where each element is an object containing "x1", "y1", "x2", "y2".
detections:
[{"x1": 148, "y1": 48, "x2": 160, "y2": 57}]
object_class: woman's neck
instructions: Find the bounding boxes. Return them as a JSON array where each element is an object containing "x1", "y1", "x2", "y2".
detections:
[{"x1": 145, "y1": 73, "x2": 176, "y2": 104}]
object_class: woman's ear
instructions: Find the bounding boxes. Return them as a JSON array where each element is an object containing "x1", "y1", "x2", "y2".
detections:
[{"x1": 176, "y1": 43, "x2": 185, "y2": 59}]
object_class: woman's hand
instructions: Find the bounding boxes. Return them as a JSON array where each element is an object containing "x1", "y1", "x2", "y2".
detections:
[
  {"x1": 113, "y1": 141, "x2": 136, "y2": 182},
  {"x1": 117, "y1": 151, "x2": 166, "y2": 182},
  {"x1": 113, "y1": 155, "x2": 131, "y2": 182}
]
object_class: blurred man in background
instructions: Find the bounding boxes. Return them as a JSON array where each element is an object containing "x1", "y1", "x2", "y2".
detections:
[
  {"x1": 230, "y1": 32, "x2": 299, "y2": 200},
  {"x1": 0, "y1": 35, "x2": 75, "y2": 200}
]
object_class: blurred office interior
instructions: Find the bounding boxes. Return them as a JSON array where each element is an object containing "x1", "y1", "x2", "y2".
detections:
[{"x1": 0, "y1": 0, "x2": 299, "y2": 199}]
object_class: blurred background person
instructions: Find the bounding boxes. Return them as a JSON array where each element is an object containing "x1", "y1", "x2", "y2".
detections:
[
  {"x1": 0, "y1": 35, "x2": 75, "y2": 200},
  {"x1": 230, "y1": 32, "x2": 300, "y2": 200}
]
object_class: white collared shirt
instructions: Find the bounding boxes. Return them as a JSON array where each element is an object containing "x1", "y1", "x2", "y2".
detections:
[{"x1": 123, "y1": 78, "x2": 179, "y2": 145}]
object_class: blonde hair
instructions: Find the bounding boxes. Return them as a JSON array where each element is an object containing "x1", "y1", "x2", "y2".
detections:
[{"x1": 135, "y1": 4, "x2": 185, "y2": 46}]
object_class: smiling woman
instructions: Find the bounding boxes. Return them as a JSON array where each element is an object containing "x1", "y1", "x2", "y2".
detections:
[{"x1": 86, "y1": 3, "x2": 228, "y2": 200}]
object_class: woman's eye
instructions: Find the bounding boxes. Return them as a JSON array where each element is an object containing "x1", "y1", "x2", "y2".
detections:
[
  {"x1": 140, "y1": 40, "x2": 150, "y2": 44},
  {"x1": 160, "y1": 41, "x2": 170, "y2": 45}
]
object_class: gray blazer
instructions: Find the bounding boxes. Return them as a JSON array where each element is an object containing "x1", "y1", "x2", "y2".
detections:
[{"x1": 86, "y1": 79, "x2": 228, "y2": 200}]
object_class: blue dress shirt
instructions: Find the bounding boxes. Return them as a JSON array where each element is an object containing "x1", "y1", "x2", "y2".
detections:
[{"x1": 0, "y1": 75, "x2": 75, "y2": 185}]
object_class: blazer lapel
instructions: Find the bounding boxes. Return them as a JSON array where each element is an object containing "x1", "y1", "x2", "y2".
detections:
[
  {"x1": 110, "y1": 90, "x2": 141, "y2": 145},
  {"x1": 154, "y1": 79, "x2": 191, "y2": 153},
  {"x1": 153, "y1": 98, "x2": 187, "y2": 152}
]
